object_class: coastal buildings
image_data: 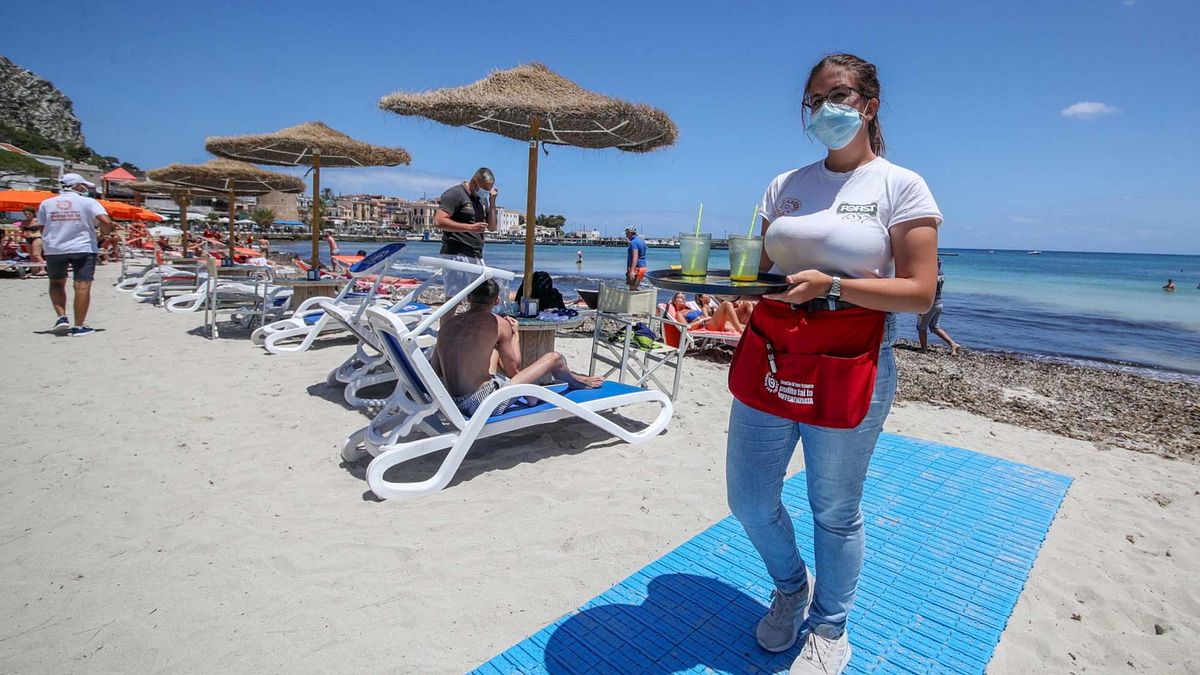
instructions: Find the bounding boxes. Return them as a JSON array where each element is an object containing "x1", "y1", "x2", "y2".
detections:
[
  {"x1": 282, "y1": 191, "x2": 517, "y2": 237},
  {"x1": 497, "y1": 207, "x2": 521, "y2": 234},
  {"x1": 257, "y1": 190, "x2": 300, "y2": 222},
  {"x1": 0, "y1": 142, "x2": 105, "y2": 191}
]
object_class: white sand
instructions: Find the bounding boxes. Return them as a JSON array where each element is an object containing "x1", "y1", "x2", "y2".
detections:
[{"x1": 0, "y1": 265, "x2": 1195, "y2": 674}]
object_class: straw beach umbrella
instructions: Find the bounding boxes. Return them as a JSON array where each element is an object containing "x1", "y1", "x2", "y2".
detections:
[
  {"x1": 128, "y1": 181, "x2": 214, "y2": 249},
  {"x1": 148, "y1": 159, "x2": 304, "y2": 263},
  {"x1": 204, "y1": 122, "x2": 411, "y2": 278},
  {"x1": 379, "y1": 62, "x2": 678, "y2": 298}
]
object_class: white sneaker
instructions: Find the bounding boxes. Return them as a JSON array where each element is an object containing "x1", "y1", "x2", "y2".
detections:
[{"x1": 789, "y1": 630, "x2": 851, "y2": 674}]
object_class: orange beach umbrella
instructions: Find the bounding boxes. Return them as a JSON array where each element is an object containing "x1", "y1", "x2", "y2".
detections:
[{"x1": 0, "y1": 190, "x2": 56, "y2": 211}]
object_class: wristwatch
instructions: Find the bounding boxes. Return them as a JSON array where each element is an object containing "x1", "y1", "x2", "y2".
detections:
[{"x1": 826, "y1": 276, "x2": 842, "y2": 310}]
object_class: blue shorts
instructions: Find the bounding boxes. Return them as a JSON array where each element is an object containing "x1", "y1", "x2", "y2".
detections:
[{"x1": 45, "y1": 253, "x2": 97, "y2": 282}]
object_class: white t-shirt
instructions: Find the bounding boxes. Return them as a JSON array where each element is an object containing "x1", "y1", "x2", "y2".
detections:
[
  {"x1": 37, "y1": 191, "x2": 108, "y2": 255},
  {"x1": 760, "y1": 157, "x2": 942, "y2": 279}
]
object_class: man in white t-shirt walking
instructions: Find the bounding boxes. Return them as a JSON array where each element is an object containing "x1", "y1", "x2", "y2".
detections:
[{"x1": 36, "y1": 173, "x2": 114, "y2": 336}]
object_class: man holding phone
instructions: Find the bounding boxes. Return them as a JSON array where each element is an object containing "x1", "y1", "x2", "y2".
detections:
[{"x1": 435, "y1": 168, "x2": 498, "y2": 311}]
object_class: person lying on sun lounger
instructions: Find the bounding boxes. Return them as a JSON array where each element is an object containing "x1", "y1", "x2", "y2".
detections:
[
  {"x1": 668, "y1": 292, "x2": 711, "y2": 330},
  {"x1": 702, "y1": 297, "x2": 756, "y2": 334},
  {"x1": 430, "y1": 278, "x2": 603, "y2": 417}
]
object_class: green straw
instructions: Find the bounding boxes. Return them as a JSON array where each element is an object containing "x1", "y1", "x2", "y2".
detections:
[
  {"x1": 747, "y1": 205, "x2": 759, "y2": 236},
  {"x1": 694, "y1": 202, "x2": 704, "y2": 235}
]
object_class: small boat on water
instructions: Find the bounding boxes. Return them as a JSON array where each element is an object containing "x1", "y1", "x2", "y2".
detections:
[{"x1": 1027, "y1": 250, "x2": 1042, "y2": 255}]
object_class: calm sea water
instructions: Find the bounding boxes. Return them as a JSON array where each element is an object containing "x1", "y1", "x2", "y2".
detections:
[{"x1": 275, "y1": 240, "x2": 1200, "y2": 380}]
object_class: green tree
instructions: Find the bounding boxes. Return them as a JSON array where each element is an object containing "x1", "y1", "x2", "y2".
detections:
[
  {"x1": 536, "y1": 214, "x2": 566, "y2": 237},
  {"x1": 250, "y1": 207, "x2": 277, "y2": 230},
  {"x1": 0, "y1": 123, "x2": 110, "y2": 168}
]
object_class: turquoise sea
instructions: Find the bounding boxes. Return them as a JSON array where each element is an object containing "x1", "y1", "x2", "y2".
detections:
[{"x1": 274, "y1": 240, "x2": 1200, "y2": 380}]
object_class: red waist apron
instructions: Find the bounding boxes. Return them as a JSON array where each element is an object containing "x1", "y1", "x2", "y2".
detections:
[{"x1": 728, "y1": 298, "x2": 886, "y2": 429}]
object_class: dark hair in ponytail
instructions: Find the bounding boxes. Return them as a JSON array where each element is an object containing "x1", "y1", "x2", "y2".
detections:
[{"x1": 803, "y1": 53, "x2": 885, "y2": 157}]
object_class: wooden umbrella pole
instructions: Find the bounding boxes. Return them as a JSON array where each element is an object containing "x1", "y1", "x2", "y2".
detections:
[
  {"x1": 310, "y1": 149, "x2": 321, "y2": 279},
  {"x1": 523, "y1": 117, "x2": 540, "y2": 303},
  {"x1": 177, "y1": 192, "x2": 191, "y2": 257},
  {"x1": 227, "y1": 188, "x2": 236, "y2": 265}
]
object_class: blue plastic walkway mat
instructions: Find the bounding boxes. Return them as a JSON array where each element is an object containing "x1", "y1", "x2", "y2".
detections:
[{"x1": 474, "y1": 433, "x2": 1072, "y2": 674}]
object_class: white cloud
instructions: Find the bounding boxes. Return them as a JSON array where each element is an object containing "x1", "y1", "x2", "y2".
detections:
[
  {"x1": 1123, "y1": 0, "x2": 1136, "y2": 6},
  {"x1": 1060, "y1": 101, "x2": 1119, "y2": 120}
]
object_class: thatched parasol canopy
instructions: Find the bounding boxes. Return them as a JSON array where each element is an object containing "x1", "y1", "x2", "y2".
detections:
[
  {"x1": 379, "y1": 62, "x2": 677, "y2": 301},
  {"x1": 126, "y1": 180, "x2": 220, "y2": 196},
  {"x1": 204, "y1": 121, "x2": 411, "y2": 168},
  {"x1": 204, "y1": 122, "x2": 410, "y2": 275},
  {"x1": 147, "y1": 159, "x2": 305, "y2": 195},
  {"x1": 148, "y1": 160, "x2": 303, "y2": 262},
  {"x1": 379, "y1": 63, "x2": 677, "y2": 152}
]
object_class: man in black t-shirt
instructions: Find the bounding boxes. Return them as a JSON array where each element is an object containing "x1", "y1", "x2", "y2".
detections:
[{"x1": 435, "y1": 167, "x2": 498, "y2": 306}]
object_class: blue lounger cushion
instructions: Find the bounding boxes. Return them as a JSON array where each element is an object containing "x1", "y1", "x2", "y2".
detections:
[
  {"x1": 301, "y1": 301, "x2": 431, "y2": 326},
  {"x1": 486, "y1": 381, "x2": 645, "y2": 423}
]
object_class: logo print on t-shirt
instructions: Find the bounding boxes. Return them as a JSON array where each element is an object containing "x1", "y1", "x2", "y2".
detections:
[
  {"x1": 836, "y1": 202, "x2": 879, "y2": 222},
  {"x1": 57, "y1": 201, "x2": 72, "y2": 210},
  {"x1": 777, "y1": 198, "x2": 802, "y2": 216}
]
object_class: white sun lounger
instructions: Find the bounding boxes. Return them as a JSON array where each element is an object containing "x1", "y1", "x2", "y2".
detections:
[
  {"x1": 250, "y1": 242, "x2": 415, "y2": 353},
  {"x1": 323, "y1": 255, "x2": 511, "y2": 409},
  {"x1": 318, "y1": 299, "x2": 437, "y2": 408},
  {"x1": 341, "y1": 274, "x2": 673, "y2": 501},
  {"x1": 165, "y1": 277, "x2": 290, "y2": 314}
]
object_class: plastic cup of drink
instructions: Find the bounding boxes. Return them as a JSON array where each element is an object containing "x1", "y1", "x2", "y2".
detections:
[
  {"x1": 678, "y1": 233, "x2": 712, "y2": 277},
  {"x1": 727, "y1": 235, "x2": 763, "y2": 282}
]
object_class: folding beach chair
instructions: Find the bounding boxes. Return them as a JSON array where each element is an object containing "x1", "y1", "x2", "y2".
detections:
[
  {"x1": 342, "y1": 297, "x2": 673, "y2": 501},
  {"x1": 658, "y1": 302, "x2": 741, "y2": 351},
  {"x1": 251, "y1": 242, "x2": 419, "y2": 354},
  {"x1": 589, "y1": 284, "x2": 688, "y2": 400}
]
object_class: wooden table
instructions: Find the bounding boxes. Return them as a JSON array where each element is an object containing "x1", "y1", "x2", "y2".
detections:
[
  {"x1": 515, "y1": 316, "x2": 585, "y2": 383},
  {"x1": 272, "y1": 279, "x2": 348, "y2": 305}
]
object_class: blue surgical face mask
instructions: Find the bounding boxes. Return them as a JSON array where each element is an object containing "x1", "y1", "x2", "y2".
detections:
[
  {"x1": 805, "y1": 101, "x2": 864, "y2": 150},
  {"x1": 474, "y1": 188, "x2": 487, "y2": 201}
]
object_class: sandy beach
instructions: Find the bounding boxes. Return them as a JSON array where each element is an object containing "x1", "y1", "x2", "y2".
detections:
[{"x1": 1, "y1": 265, "x2": 1197, "y2": 674}]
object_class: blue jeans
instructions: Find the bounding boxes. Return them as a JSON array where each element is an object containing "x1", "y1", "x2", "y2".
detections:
[{"x1": 726, "y1": 314, "x2": 897, "y2": 639}]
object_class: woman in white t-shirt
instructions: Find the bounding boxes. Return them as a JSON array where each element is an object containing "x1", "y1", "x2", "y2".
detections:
[{"x1": 726, "y1": 53, "x2": 942, "y2": 674}]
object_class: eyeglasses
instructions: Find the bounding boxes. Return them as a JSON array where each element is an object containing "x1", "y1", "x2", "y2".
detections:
[{"x1": 804, "y1": 86, "x2": 868, "y2": 111}]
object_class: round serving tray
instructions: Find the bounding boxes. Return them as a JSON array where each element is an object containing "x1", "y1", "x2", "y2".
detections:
[{"x1": 646, "y1": 269, "x2": 790, "y2": 295}]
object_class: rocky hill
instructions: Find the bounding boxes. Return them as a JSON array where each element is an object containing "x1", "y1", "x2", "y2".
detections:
[{"x1": 0, "y1": 55, "x2": 85, "y2": 148}]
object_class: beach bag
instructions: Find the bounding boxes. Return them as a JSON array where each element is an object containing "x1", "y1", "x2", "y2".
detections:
[
  {"x1": 515, "y1": 271, "x2": 567, "y2": 311},
  {"x1": 608, "y1": 322, "x2": 659, "y2": 349},
  {"x1": 728, "y1": 299, "x2": 885, "y2": 429}
]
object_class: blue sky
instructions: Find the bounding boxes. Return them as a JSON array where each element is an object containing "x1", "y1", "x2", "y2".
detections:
[{"x1": 5, "y1": 0, "x2": 1198, "y2": 253}]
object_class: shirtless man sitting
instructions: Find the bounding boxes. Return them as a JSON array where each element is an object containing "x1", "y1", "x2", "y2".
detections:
[{"x1": 430, "y1": 279, "x2": 603, "y2": 418}]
